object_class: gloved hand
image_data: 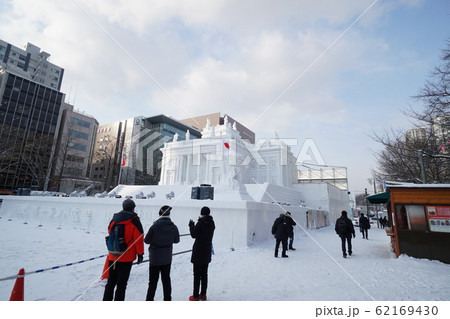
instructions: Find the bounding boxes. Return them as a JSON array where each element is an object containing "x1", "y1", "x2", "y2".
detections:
[
  {"x1": 189, "y1": 219, "x2": 195, "y2": 227},
  {"x1": 352, "y1": 233, "x2": 356, "y2": 238},
  {"x1": 137, "y1": 254, "x2": 143, "y2": 264}
]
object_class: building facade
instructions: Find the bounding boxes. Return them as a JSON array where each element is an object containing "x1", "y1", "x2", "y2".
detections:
[
  {"x1": 90, "y1": 114, "x2": 201, "y2": 192},
  {"x1": 180, "y1": 112, "x2": 255, "y2": 144},
  {"x1": 51, "y1": 103, "x2": 99, "y2": 193},
  {"x1": 0, "y1": 69, "x2": 64, "y2": 190},
  {"x1": 132, "y1": 115, "x2": 201, "y2": 185},
  {"x1": 0, "y1": 40, "x2": 64, "y2": 91},
  {"x1": 90, "y1": 120, "x2": 124, "y2": 192}
]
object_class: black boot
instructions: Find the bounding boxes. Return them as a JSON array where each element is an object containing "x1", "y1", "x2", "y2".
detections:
[
  {"x1": 274, "y1": 251, "x2": 278, "y2": 258},
  {"x1": 289, "y1": 246, "x2": 296, "y2": 250}
]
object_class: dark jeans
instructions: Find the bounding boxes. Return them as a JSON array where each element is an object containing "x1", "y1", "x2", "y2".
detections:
[
  {"x1": 340, "y1": 236, "x2": 352, "y2": 255},
  {"x1": 103, "y1": 261, "x2": 133, "y2": 301},
  {"x1": 289, "y1": 235, "x2": 294, "y2": 248},
  {"x1": 361, "y1": 228, "x2": 368, "y2": 239},
  {"x1": 275, "y1": 238, "x2": 288, "y2": 256},
  {"x1": 193, "y1": 263, "x2": 209, "y2": 297},
  {"x1": 146, "y1": 263, "x2": 172, "y2": 301}
]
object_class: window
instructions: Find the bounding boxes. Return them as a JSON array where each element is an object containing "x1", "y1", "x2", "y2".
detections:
[
  {"x1": 396, "y1": 205, "x2": 428, "y2": 231},
  {"x1": 68, "y1": 142, "x2": 87, "y2": 151},
  {"x1": 70, "y1": 117, "x2": 91, "y2": 128},
  {"x1": 63, "y1": 167, "x2": 83, "y2": 176},
  {"x1": 66, "y1": 155, "x2": 84, "y2": 163},
  {"x1": 69, "y1": 129, "x2": 89, "y2": 140}
]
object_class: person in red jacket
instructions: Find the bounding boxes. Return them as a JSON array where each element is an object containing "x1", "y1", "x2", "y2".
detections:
[{"x1": 103, "y1": 199, "x2": 144, "y2": 301}]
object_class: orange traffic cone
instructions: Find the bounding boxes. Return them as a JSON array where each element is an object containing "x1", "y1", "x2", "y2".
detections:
[
  {"x1": 101, "y1": 258, "x2": 109, "y2": 280},
  {"x1": 9, "y1": 268, "x2": 25, "y2": 301}
]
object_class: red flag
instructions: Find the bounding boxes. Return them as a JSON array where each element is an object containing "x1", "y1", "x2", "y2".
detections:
[
  {"x1": 224, "y1": 142, "x2": 230, "y2": 149},
  {"x1": 121, "y1": 154, "x2": 126, "y2": 166}
]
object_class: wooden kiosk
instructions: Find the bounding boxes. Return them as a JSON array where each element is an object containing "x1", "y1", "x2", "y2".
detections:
[{"x1": 367, "y1": 184, "x2": 450, "y2": 264}]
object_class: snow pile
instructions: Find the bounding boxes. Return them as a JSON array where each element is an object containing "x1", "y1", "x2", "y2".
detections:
[{"x1": 1, "y1": 213, "x2": 450, "y2": 302}]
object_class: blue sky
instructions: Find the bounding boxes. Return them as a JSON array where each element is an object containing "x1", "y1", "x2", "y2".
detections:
[{"x1": 1, "y1": 0, "x2": 449, "y2": 193}]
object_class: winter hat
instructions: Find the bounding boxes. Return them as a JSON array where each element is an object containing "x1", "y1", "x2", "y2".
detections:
[
  {"x1": 122, "y1": 198, "x2": 136, "y2": 211},
  {"x1": 159, "y1": 205, "x2": 172, "y2": 216},
  {"x1": 341, "y1": 210, "x2": 348, "y2": 217},
  {"x1": 200, "y1": 206, "x2": 210, "y2": 216}
]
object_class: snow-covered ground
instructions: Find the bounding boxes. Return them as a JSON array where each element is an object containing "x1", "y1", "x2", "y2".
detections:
[{"x1": 1, "y1": 209, "x2": 450, "y2": 318}]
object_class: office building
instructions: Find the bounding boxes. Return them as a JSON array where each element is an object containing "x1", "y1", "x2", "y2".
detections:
[
  {"x1": 90, "y1": 114, "x2": 201, "y2": 191},
  {"x1": 51, "y1": 103, "x2": 99, "y2": 194},
  {"x1": 0, "y1": 39, "x2": 64, "y2": 90},
  {"x1": 0, "y1": 69, "x2": 64, "y2": 190}
]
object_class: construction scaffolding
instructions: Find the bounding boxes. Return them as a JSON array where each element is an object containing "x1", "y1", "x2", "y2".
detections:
[{"x1": 297, "y1": 165, "x2": 348, "y2": 190}]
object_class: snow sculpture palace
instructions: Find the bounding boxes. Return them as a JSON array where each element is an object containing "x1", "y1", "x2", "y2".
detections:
[
  {"x1": 0, "y1": 116, "x2": 350, "y2": 249},
  {"x1": 159, "y1": 116, "x2": 297, "y2": 193}
]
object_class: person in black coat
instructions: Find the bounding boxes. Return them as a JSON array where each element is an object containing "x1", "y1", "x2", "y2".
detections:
[
  {"x1": 359, "y1": 213, "x2": 370, "y2": 239},
  {"x1": 335, "y1": 210, "x2": 355, "y2": 258},
  {"x1": 188, "y1": 206, "x2": 215, "y2": 301},
  {"x1": 285, "y1": 212, "x2": 296, "y2": 250},
  {"x1": 144, "y1": 205, "x2": 180, "y2": 301},
  {"x1": 271, "y1": 213, "x2": 290, "y2": 258}
]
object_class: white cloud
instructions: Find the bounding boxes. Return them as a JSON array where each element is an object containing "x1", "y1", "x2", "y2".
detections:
[{"x1": 1, "y1": 0, "x2": 440, "y2": 193}]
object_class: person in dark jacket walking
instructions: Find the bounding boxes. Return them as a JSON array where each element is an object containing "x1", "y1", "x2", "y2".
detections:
[
  {"x1": 285, "y1": 212, "x2": 296, "y2": 250},
  {"x1": 271, "y1": 213, "x2": 290, "y2": 258},
  {"x1": 188, "y1": 206, "x2": 215, "y2": 301},
  {"x1": 144, "y1": 205, "x2": 180, "y2": 301},
  {"x1": 359, "y1": 213, "x2": 370, "y2": 239},
  {"x1": 103, "y1": 199, "x2": 144, "y2": 301},
  {"x1": 335, "y1": 210, "x2": 355, "y2": 258}
]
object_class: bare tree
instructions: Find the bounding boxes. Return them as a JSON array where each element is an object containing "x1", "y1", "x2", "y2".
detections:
[
  {"x1": 19, "y1": 133, "x2": 55, "y2": 190},
  {"x1": 372, "y1": 39, "x2": 450, "y2": 184}
]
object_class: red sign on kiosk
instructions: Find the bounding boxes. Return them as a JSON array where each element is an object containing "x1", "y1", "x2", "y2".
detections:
[{"x1": 426, "y1": 206, "x2": 450, "y2": 233}]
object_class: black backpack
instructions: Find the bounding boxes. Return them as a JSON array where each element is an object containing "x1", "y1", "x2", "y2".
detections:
[{"x1": 336, "y1": 218, "x2": 349, "y2": 234}]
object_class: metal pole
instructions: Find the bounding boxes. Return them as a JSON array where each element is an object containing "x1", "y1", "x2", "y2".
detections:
[{"x1": 418, "y1": 150, "x2": 426, "y2": 183}]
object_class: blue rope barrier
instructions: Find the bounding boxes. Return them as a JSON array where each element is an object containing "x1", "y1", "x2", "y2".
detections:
[
  {"x1": 0, "y1": 254, "x2": 107, "y2": 282},
  {"x1": 0, "y1": 234, "x2": 194, "y2": 281}
]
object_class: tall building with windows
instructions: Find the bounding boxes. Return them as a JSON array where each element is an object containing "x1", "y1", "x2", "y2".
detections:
[
  {"x1": 0, "y1": 39, "x2": 66, "y2": 191},
  {"x1": 139, "y1": 115, "x2": 201, "y2": 185},
  {"x1": 0, "y1": 69, "x2": 64, "y2": 190},
  {"x1": 51, "y1": 103, "x2": 99, "y2": 193},
  {"x1": 90, "y1": 120, "x2": 124, "y2": 192},
  {"x1": 0, "y1": 40, "x2": 64, "y2": 90},
  {"x1": 90, "y1": 114, "x2": 201, "y2": 191}
]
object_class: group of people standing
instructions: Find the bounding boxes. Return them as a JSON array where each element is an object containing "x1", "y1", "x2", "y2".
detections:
[
  {"x1": 102, "y1": 199, "x2": 215, "y2": 301},
  {"x1": 271, "y1": 210, "x2": 373, "y2": 260},
  {"x1": 271, "y1": 211, "x2": 296, "y2": 258}
]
